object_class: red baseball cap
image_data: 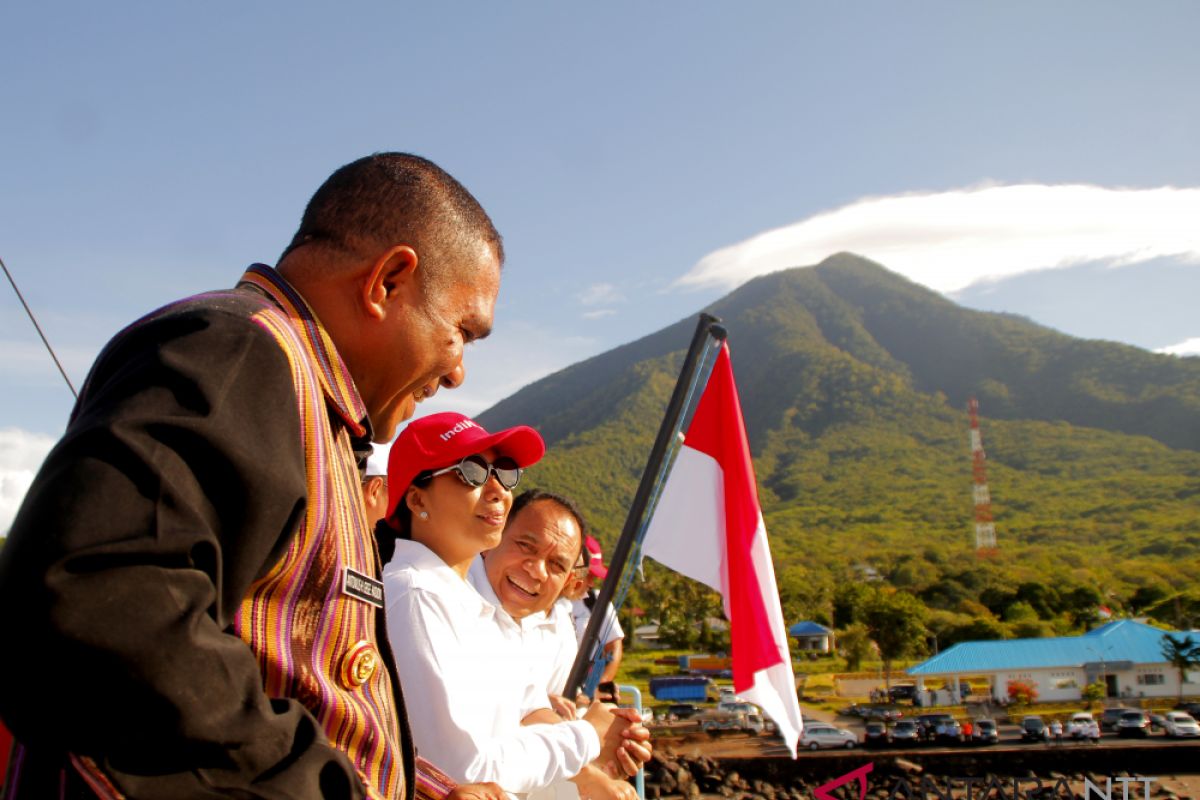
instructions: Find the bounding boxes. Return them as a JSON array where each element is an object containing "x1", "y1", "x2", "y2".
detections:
[
  {"x1": 584, "y1": 535, "x2": 608, "y2": 579},
  {"x1": 385, "y1": 412, "x2": 546, "y2": 521}
]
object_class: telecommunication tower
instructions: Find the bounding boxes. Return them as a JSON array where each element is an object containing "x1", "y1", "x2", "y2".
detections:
[{"x1": 968, "y1": 397, "x2": 998, "y2": 555}]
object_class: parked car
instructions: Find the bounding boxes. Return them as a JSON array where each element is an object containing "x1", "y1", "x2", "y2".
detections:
[
  {"x1": 800, "y1": 724, "x2": 858, "y2": 750},
  {"x1": 1100, "y1": 707, "x2": 1132, "y2": 731},
  {"x1": 889, "y1": 684, "x2": 918, "y2": 703},
  {"x1": 717, "y1": 699, "x2": 757, "y2": 714},
  {"x1": 1174, "y1": 702, "x2": 1200, "y2": 719},
  {"x1": 860, "y1": 705, "x2": 903, "y2": 722},
  {"x1": 667, "y1": 703, "x2": 699, "y2": 720},
  {"x1": 1116, "y1": 710, "x2": 1151, "y2": 738},
  {"x1": 1162, "y1": 711, "x2": 1200, "y2": 738},
  {"x1": 1149, "y1": 713, "x2": 1168, "y2": 732},
  {"x1": 890, "y1": 719, "x2": 921, "y2": 746},
  {"x1": 863, "y1": 721, "x2": 892, "y2": 748},
  {"x1": 697, "y1": 702, "x2": 765, "y2": 734},
  {"x1": 971, "y1": 718, "x2": 1000, "y2": 745},
  {"x1": 1020, "y1": 716, "x2": 1049, "y2": 742},
  {"x1": 1067, "y1": 712, "x2": 1096, "y2": 740}
]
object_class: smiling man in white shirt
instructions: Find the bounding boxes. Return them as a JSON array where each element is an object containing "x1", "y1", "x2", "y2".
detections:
[{"x1": 471, "y1": 490, "x2": 650, "y2": 800}]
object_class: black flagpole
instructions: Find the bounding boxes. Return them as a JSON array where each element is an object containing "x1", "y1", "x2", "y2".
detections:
[{"x1": 565, "y1": 312, "x2": 726, "y2": 699}]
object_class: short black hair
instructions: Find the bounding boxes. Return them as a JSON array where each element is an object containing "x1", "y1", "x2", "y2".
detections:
[
  {"x1": 281, "y1": 152, "x2": 503, "y2": 282},
  {"x1": 508, "y1": 489, "x2": 588, "y2": 563}
]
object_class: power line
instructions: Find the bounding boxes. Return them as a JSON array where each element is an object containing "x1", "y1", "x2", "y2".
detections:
[{"x1": 1, "y1": 254, "x2": 78, "y2": 399}]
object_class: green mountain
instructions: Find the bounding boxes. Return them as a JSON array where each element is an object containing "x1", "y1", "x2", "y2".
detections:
[{"x1": 480, "y1": 254, "x2": 1200, "y2": 639}]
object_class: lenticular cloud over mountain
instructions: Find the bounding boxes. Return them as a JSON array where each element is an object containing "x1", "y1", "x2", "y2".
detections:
[
  {"x1": 679, "y1": 184, "x2": 1200, "y2": 294},
  {"x1": 1157, "y1": 337, "x2": 1200, "y2": 357}
]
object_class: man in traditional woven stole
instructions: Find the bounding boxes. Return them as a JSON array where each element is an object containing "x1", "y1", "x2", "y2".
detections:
[{"x1": 0, "y1": 153, "x2": 504, "y2": 800}]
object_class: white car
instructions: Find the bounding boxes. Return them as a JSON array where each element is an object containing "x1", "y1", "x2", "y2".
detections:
[
  {"x1": 1067, "y1": 712, "x2": 1095, "y2": 739},
  {"x1": 800, "y1": 724, "x2": 858, "y2": 750},
  {"x1": 1162, "y1": 712, "x2": 1200, "y2": 738}
]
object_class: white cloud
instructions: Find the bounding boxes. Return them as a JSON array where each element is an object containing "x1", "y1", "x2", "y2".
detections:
[
  {"x1": 0, "y1": 428, "x2": 56, "y2": 535},
  {"x1": 582, "y1": 309, "x2": 617, "y2": 320},
  {"x1": 578, "y1": 283, "x2": 625, "y2": 307},
  {"x1": 1156, "y1": 338, "x2": 1200, "y2": 357},
  {"x1": 678, "y1": 184, "x2": 1200, "y2": 294}
]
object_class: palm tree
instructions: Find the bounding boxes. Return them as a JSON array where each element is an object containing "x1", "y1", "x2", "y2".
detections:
[{"x1": 1161, "y1": 633, "x2": 1200, "y2": 701}]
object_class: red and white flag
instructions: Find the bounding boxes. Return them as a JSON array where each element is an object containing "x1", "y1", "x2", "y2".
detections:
[{"x1": 642, "y1": 343, "x2": 804, "y2": 756}]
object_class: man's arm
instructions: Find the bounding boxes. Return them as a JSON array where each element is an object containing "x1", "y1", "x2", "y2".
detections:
[
  {"x1": 598, "y1": 638, "x2": 623, "y2": 684},
  {"x1": 0, "y1": 303, "x2": 364, "y2": 797}
]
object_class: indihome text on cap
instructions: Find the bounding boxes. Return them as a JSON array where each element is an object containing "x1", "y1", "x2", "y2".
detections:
[{"x1": 439, "y1": 420, "x2": 479, "y2": 441}]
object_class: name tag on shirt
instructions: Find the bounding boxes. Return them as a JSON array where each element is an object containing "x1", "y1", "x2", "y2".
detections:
[{"x1": 343, "y1": 567, "x2": 385, "y2": 608}]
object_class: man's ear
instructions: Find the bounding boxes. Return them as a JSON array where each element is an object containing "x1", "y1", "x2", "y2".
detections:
[
  {"x1": 365, "y1": 476, "x2": 386, "y2": 502},
  {"x1": 363, "y1": 245, "x2": 419, "y2": 320}
]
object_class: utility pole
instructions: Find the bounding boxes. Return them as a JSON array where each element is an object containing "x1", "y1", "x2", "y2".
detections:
[{"x1": 968, "y1": 398, "x2": 998, "y2": 556}]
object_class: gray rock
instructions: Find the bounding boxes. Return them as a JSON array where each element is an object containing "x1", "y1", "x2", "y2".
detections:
[{"x1": 660, "y1": 770, "x2": 678, "y2": 793}]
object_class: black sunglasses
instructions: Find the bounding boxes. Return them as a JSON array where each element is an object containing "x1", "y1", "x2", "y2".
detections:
[{"x1": 428, "y1": 454, "x2": 523, "y2": 490}]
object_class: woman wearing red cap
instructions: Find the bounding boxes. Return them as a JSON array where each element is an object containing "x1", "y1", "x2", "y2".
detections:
[{"x1": 380, "y1": 412, "x2": 632, "y2": 800}]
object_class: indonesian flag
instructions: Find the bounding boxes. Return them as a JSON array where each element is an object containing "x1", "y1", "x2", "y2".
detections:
[{"x1": 642, "y1": 344, "x2": 804, "y2": 757}]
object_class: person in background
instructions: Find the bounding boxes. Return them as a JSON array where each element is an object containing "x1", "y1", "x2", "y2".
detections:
[
  {"x1": 363, "y1": 446, "x2": 391, "y2": 528},
  {"x1": 562, "y1": 537, "x2": 625, "y2": 703},
  {"x1": 381, "y1": 414, "x2": 644, "y2": 800},
  {"x1": 0, "y1": 152, "x2": 503, "y2": 799}
]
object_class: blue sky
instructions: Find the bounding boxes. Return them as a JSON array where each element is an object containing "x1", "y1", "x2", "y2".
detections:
[{"x1": 3, "y1": 2, "x2": 1200, "y2": 529}]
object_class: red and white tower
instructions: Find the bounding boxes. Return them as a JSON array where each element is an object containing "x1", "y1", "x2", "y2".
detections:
[{"x1": 968, "y1": 397, "x2": 998, "y2": 554}]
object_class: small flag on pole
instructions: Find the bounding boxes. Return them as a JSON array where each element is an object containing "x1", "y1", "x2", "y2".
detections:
[{"x1": 642, "y1": 343, "x2": 804, "y2": 757}]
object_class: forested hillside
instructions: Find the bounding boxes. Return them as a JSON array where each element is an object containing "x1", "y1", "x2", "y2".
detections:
[{"x1": 480, "y1": 254, "x2": 1200, "y2": 650}]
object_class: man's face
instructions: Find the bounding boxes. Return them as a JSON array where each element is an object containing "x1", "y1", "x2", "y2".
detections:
[
  {"x1": 484, "y1": 499, "x2": 583, "y2": 620},
  {"x1": 371, "y1": 240, "x2": 501, "y2": 442},
  {"x1": 561, "y1": 569, "x2": 591, "y2": 602}
]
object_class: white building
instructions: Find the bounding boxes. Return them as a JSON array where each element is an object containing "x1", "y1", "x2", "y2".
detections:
[{"x1": 907, "y1": 619, "x2": 1199, "y2": 704}]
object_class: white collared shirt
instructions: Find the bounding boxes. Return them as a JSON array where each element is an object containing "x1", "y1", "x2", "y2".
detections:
[
  {"x1": 466, "y1": 560, "x2": 579, "y2": 699},
  {"x1": 572, "y1": 593, "x2": 624, "y2": 648},
  {"x1": 544, "y1": 598, "x2": 578, "y2": 697},
  {"x1": 384, "y1": 541, "x2": 601, "y2": 794}
]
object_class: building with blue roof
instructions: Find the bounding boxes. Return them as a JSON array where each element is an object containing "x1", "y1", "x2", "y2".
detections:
[
  {"x1": 906, "y1": 619, "x2": 1199, "y2": 704},
  {"x1": 788, "y1": 620, "x2": 833, "y2": 653}
]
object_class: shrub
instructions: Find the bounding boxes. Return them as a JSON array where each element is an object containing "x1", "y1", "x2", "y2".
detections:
[{"x1": 1007, "y1": 679, "x2": 1039, "y2": 705}]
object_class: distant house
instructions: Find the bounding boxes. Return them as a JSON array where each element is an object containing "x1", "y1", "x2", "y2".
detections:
[
  {"x1": 907, "y1": 619, "x2": 1200, "y2": 704},
  {"x1": 789, "y1": 620, "x2": 834, "y2": 653},
  {"x1": 630, "y1": 616, "x2": 729, "y2": 649},
  {"x1": 632, "y1": 622, "x2": 664, "y2": 649}
]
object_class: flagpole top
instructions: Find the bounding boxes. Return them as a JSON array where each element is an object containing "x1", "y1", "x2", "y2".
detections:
[{"x1": 708, "y1": 323, "x2": 728, "y2": 341}]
